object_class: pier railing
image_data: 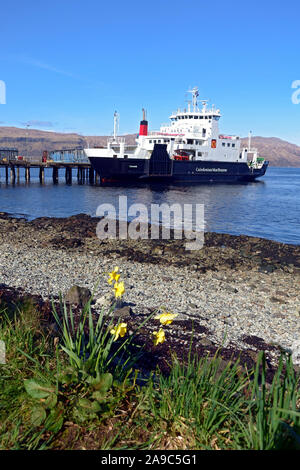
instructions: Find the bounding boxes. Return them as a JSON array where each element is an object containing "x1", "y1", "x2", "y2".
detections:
[{"x1": 0, "y1": 147, "x2": 99, "y2": 184}]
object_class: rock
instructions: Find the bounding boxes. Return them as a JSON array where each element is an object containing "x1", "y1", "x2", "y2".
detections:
[
  {"x1": 224, "y1": 286, "x2": 239, "y2": 294},
  {"x1": 113, "y1": 306, "x2": 133, "y2": 318},
  {"x1": 94, "y1": 292, "x2": 114, "y2": 311},
  {"x1": 64, "y1": 285, "x2": 91, "y2": 306},
  {"x1": 249, "y1": 237, "x2": 261, "y2": 244},
  {"x1": 152, "y1": 246, "x2": 164, "y2": 255},
  {"x1": 259, "y1": 264, "x2": 275, "y2": 273},
  {"x1": 270, "y1": 296, "x2": 286, "y2": 304},
  {"x1": 291, "y1": 340, "x2": 300, "y2": 366},
  {"x1": 198, "y1": 337, "x2": 214, "y2": 347}
]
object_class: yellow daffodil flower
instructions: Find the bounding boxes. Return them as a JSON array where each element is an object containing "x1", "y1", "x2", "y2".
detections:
[
  {"x1": 110, "y1": 323, "x2": 127, "y2": 341},
  {"x1": 155, "y1": 312, "x2": 178, "y2": 325},
  {"x1": 114, "y1": 281, "x2": 125, "y2": 299},
  {"x1": 153, "y1": 328, "x2": 165, "y2": 346},
  {"x1": 108, "y1": 266, "x2": 120, "y2": 285}
]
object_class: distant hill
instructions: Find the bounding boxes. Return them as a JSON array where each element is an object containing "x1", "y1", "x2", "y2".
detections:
[
  {"x1": 240, "y1": 136, "x2": 300, "y2": 167},
  {"x1": 0, "y1": 126, "x2": 299, "y2": 167}
]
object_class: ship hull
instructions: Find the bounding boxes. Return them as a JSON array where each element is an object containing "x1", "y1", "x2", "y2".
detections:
[{"x1": 88, "y1": 144, "x2": 268, "y2": 184}]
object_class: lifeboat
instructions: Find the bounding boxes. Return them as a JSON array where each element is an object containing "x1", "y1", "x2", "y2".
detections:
[{"x1": 173, "y1": 150, "x2": 189, "y2": 161}]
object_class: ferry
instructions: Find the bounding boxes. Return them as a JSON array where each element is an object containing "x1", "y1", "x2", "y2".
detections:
[{"x1": 84, "y1": 88, "x2": 269, "y2": 183}]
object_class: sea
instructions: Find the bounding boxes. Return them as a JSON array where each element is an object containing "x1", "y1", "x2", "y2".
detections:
[{"x1": 0, "y1": 167, "x2": 299, "y2": 245}]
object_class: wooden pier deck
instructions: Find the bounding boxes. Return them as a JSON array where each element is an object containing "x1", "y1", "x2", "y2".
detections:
[{"x1": 0, "y1": 161, "x2": 99, "y2": 184}]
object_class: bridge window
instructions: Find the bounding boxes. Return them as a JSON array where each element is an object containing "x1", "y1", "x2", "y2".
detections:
[{"x1": 232, "y1": 143, "x2": 235, "y2": 147}]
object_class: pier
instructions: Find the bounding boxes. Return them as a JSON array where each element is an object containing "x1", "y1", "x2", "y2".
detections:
[{"x1": 0, "y1": 148, "x2": 100, "y2": 184}]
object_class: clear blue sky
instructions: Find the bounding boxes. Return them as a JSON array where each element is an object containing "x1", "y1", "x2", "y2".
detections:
[{"x1": 0, "y1": 0, "x2": 300, "y2": 143}]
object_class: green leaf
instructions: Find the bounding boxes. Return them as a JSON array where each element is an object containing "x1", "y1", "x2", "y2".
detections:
[
  {"x1": 58, "y1": 367, "x2": 78, "y2": 385},
  {"x1": 72, "y1": 407, "x2": 97, "y2": 423},
  {"x1": 24, "y1": 379, "x2": 55, "y2": 399},
  {"x1": 91, "y1": 391, "x2": 111, "y2": 403},
  {"x1": 42, "y1": 393, "x2": 58, "y2": 410},
  {"x1": 89, "y1": 372, "x2": 113, "y2": 393},
  {"x1": 78, "y1": 398, "x2": 101, "y2": 413},
  {"x1": 44, "y1": 404, "x2": 64, "y2": 433},
  {"x1": 31, "y1": 406, "x2": 47, "y2": 427}
]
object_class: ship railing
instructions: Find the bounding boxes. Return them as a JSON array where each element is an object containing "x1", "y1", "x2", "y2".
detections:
[{"x1": 107, "y1": 137, "x2": 126, "y2": 144}]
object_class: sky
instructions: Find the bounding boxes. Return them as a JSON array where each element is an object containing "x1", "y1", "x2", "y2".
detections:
[{"x1": 0, "y1": 0, "x2": 300, "y2": 144}]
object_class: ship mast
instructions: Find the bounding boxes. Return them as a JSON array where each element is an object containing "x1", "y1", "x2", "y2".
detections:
[
  {"x1": 113, "y1": 111, "x2": 119, "y2": 141},
  {"x1": 248, "y1": 130, "x2": 252, "y2": 151},
  {"x1": 187, "y1": 86, "x2": 199, "y2": 112}
]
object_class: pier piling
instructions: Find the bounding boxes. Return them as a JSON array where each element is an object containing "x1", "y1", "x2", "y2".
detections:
[
  {"x1": 39, "y1": 167, "x2": 44, "y2": 183},
  {"x1": 10, "y1": 166, "x2": 16, "y2": 182},
  {"x1": 25, "y1": 167, "x2": 30, "y2": 182},
  {"x1": 1, "y1": 157, "x2": 96, "y2": 186},
  {"x1": 52, "y1": 167, "x2": 58, "y2": 184}
]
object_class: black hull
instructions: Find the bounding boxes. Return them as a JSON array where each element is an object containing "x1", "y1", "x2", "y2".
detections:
[{"x1": 89, "y1": 144, "x2": 269, "y2": 184}]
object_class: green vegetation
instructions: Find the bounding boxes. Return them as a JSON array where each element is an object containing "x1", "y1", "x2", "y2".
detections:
[{"x1": 0, "y1": 287, "x2": 300, "y2": 450}]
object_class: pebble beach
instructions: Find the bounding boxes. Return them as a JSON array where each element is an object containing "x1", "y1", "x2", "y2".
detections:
[{"x1": 0, "y1": 212, "x2": 299, "y2": 368}]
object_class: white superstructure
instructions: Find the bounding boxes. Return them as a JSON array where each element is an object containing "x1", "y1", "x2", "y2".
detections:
[{"x1": 84, "y1": 87, "x2": 262, "y2": 169}]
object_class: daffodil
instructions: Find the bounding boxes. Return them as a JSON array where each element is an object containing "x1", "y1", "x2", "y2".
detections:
[
  {"x1": 155, "y1": 312, "x2": 178, "y2": 325},
  {"x1": 108, "y1": 266, "x2": 120, "y2": 285},
  {"x1": 110, "y1": 322, "x2": 127, "y2": 341},
  {"x1": 114, "y1": 281, "x2": 125, "y2": 299},
  {"x1": 152, "y1": 328, "x2": 165, "y2": 346}
]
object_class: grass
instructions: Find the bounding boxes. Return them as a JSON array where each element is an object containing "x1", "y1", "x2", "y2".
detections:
[{"x1": 0, "y1": 292, "x2": 300, "y2": 450}]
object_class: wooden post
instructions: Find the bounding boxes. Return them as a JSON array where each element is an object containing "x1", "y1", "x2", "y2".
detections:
[
  {"x1": 25, "y1": 167, "x2": 30, "y2": 182},
  {"x1": 5, "y1": 166, "x2": 8, "y2": 182},
  {"x1": 65, "y1": 167, "x2": 72, "y2": 184},
  {"x1": 10, "y1": 166, "x2": 16, "y2": 182},
  {"x1": 95, "y1": 172, "x2": 99, "y2": 184},
  {"x1": 89, "y1": 168, "x2": 94, "y2": 184},
  {"x1": 53, "y1": 167, "x2": 58, "y2": 183},
  {"x1": 39, "y1": 167, "x2": 44, "y2": 183},
  {"x1": 16, "y1": 167, "x2": 20, "y2": 181}
]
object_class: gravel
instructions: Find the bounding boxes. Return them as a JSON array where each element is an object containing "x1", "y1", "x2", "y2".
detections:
[{"x1": 0, "y1": 212, "x2": 299, "y2": 364}]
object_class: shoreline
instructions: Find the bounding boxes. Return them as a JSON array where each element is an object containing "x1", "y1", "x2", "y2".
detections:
[
  {"x1": 0, "y1": 211, "x2": 299, "y2": 371},
  {"x1": 1, "y1": 208, "x2": 299, "y2": 247}
]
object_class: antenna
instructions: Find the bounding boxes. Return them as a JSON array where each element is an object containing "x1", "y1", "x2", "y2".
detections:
[
  {"x1": 113, "y1": 111, "x2": 119, "y2": 141},
  {"x1": 187, "y1": 86, "x2": 200, "y2": 112},
  {"x1": 248, "y1": 130, "x2": 252, "y2": 151}
]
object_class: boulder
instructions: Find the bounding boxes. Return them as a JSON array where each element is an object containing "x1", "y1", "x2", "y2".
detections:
[{"x1": 64, "y1": 285, "x2": 91, "y2": 306}]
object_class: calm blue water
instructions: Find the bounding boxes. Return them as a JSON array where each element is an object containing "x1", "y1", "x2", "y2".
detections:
[{"x1": 0, "y1": 167, "x2": 299, "y2": 245}]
